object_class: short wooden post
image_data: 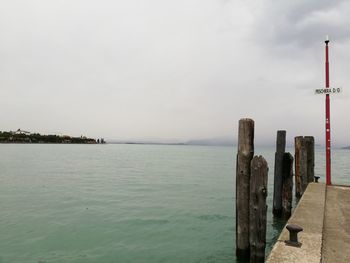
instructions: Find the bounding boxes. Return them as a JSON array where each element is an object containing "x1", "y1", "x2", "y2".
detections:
[
  {"x1": 236, "y1": 118, "x2": 254, "y2": 259},
  {"x1": 282, "y1": 153, "x2": 293, "y2": 218},
  {"x1": 273, "y1": 130, "x2": 286, "y2": 217},
  {"x1": 249, "y1": 156, "x2": 268, "y2": 263},
  {"x1": 294, "y1": 136, "x2": 307, "y2": 198},
  {"x1": 300, "y1": 145, "x2": 308, "y2": 195},
  {"x1": 304, "y1": 136, "x2": 315, "y2": 183},
  {"x1": 294, "y1": 136, "x2": 302, "y2": 198}
]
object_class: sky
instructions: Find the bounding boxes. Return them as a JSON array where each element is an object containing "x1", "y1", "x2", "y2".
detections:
[{"x1": 1, "y1": 0, "x2": 350, "y2": 146}]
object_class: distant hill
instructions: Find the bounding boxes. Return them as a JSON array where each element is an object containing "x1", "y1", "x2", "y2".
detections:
[
  {"x1": 186, "y1": 137, "x2": 234, "y2": 146},
  {"x1": 341, "y1": 146, "x2": 350, "y2": 149},
  {"x1": 108, "y1": 137, "x2": 235, "y2": 147},
  {"x1": 107, "y1": 139, "x2": 184, "y2": 145}
]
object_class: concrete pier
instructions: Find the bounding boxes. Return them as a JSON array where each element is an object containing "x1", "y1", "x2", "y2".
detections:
[
  {"x1": 266, "y1": 183, "x2": 350, "y2": 263},
  {"x1": 322, "y1": 185, "x2": 350, "y2": 262}
]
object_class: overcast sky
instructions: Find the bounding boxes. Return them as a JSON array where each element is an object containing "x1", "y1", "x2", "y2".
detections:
[{"x1": 1, "y1": 0, "x2": 349, "y2": 145}]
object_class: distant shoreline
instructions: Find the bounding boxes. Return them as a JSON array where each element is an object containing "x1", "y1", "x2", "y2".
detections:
[
  {"x1": 0, "y1": 142, "x2": 100, "y2": 144},
  {"x1": 1, "y1": 140, "x2": 349, "y2": 149},
  {"x1": 0, "y1": 129, "x2": 105, "y2": 144}
]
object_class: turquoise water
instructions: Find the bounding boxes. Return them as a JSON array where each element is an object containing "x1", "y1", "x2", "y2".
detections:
[{"x1": 0, "y1": 144, "x2": 349, "y2": 263}]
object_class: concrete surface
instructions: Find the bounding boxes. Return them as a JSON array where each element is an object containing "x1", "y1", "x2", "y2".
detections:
[
  {"x1": 266, "y1": 183, "x2": 350, "y2": 263},
  {"x1": 266, "y1": 183, "x2": 326, "y2": 263},
  {"x1": 322, "y1": 185, "x2": 350, "y2": 263}
]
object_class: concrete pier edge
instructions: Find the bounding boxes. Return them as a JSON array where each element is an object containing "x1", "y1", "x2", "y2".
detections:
[{"x1": 266, "y1": 182, "x2": 326, "y2": 263}]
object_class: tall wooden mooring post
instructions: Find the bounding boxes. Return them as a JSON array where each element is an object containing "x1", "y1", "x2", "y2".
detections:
[
  {"x1": 272, "y1": 130, "x2": 286, "y2": 217},
  {"x1": 236, "y1": 118, "x2": 254, "y2": 258},
  {"x1": 272, "y1": 131, "x2": 294, "y2": 218},
  {"x1": 236, "y1": 118, "x2": 268, "y2": 262}
]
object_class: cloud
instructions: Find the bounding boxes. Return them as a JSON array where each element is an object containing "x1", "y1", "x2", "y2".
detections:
[
  {"x1": 0, "y1": 1, "x2": 349, "y2": 145},
  {"x1": 254, "y1": 0, "x2": 350, "y2": 48}
]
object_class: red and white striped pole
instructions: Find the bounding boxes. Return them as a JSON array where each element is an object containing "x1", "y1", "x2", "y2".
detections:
[{"x1": 325, "y1": 36, "x2": 331, "y2": 185}]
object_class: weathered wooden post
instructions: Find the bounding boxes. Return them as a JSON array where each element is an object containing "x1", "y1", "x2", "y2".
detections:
[
  {"x1": 294, "y1": 137, "x2": 307, "y2": 197},
  {"x1": 281, "y1": 153, "x2": 293, "y2": 218},
  {"x1": 305, "y1": 136, "x2": 315, "y2": 183},
  {"x1": 294, "y1": 136, "x2": 302, "y2": 198},
  {"x1": 295, "y1": 136, "x2": 312, "y2": 197},
  {"x1": 249, "y1": 156, "x2": 268, "y2": 263},
  {"x1": 236, "y1": 118, "x2": 254, "y2": 259},
  {"x1": 272, "y1": 130, "x2": 286, "y2": 217},
  {"x1": 300, "y1": 145, "x2": 308, "y2": 196}
]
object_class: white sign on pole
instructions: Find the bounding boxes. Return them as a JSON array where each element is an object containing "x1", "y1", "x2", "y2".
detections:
[{"x1": 315, "y1": 87, "x2": 342, "y2": 95}]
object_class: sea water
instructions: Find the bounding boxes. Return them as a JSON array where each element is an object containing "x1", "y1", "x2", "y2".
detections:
[{"x1": 0, "y1": 144, "x2": 349, "y2": 263}]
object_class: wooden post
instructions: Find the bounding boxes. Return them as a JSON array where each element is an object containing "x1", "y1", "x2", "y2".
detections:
[
  {"x1": 300, "y1": 145, "x2": 308, "y2": 196},
  {"x1": 294, "y1": 136, "x2": 303, "y2": 198},
  {"x1": 294, "y1": 136, "x2": 302, "y2": 198},
  {"x1": 249, "y1": 156, "x2": 268, "y2": 263},
  {"x1": 273, "y1": 130, "x2": 286, "y2": 217},
  {"x1": 236, "y1": 118, "x2": 254, "y2": 259},
  {"x1": 295, "y1": 137, "x2": 306, "y2": 197},
  {"x1": 304, "y1": 136, "x2": 315, "y2": 183},
  {"x1": 281, "y1": 153, "x2": 293, "y2": 218}
]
